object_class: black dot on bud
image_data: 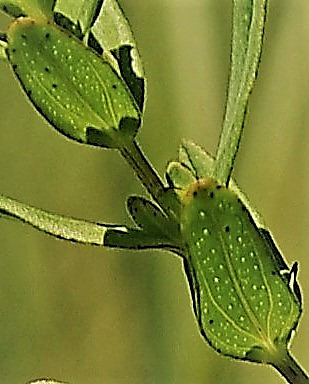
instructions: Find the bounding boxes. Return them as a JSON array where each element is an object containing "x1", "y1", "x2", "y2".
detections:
[{"x1": 225, "y1": 226, "x2": 230, "y2": 233}]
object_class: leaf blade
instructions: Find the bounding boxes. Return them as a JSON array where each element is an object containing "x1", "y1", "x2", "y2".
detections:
[
  {"x1": 7, "y1": 18, "x2": 141, "y2": 148},
  {"x1": 181, "y1": 178, "x2": 301, "y2": 361}
]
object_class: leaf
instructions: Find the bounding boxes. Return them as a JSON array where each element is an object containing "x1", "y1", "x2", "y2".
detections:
[
  {"x1": 0, "y1": 192, "x2": 182, "y2": 251},
  {"x1": 0, "y1": 193, "x2": 107, "y2": 245},
  {"x1": 54, "y1": 0, "x2": 146, "y2": 112},
  {"x1": 53, "y1": 0, "x2": 102, "y2": 34},
  {"x1": 180, "y1": 178, "x2": 301, "y2": 362},
  {"x1": 214, "y1": 0, "x2": 267, "y2": 185},
  {"x1": 179, "y1": 139, "x2": 215, "y2": 179},
  {"x1": 127, "y1": 195, "x2": 181, "y2": 250},
  {"x1": 7, "y1": 18, "x2": 141, "y2": 148},
  {"x1": 104, "y1": 226, "x2": 178, "y2": 251},
  {"x1": 166, "y1": 161, "x2": 196, "y2": 191},
  {"x1": 168, "y1": 139, "x2": 266, "y2": 228},
  {"x1": 0, "y1": 0, "x2": 54, "y2": 18}
]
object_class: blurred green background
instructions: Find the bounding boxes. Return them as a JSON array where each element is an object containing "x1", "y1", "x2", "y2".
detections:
[{"x1": 0, "y1": 1, "x2": 308, "y2": 383}]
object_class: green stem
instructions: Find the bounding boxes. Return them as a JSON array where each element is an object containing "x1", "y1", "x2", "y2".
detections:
[
  {"x1": 120, "y1": 139, "x2": 166, "y2": 207},
  {"x1": 214, "y1": 0, "x2": 267, "y2": 185},
  {"x1": 271, "y1": 350, "x2": 309, "y2": 384}
]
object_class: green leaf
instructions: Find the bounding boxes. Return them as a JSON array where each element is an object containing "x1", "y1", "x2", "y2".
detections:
[
  {"x1": 90, "y1": 0, "x2": 145, "y2": 111},
  {"x1": 104, "y1": 226, "x2": 177, "y2": 251},
  {"x1": 7, "y1": 18, "x2": 141, "y2": 148},
  {"x1": 0, "y1": 0, "x2": 54, "y2": 18},
  {"x1": 179, "y1": 139, "x2": 215, "y2": 179},
  {"x1": 53, "y1": 0, "x2": 102, "y2": 35},
  {"x1": 54, "y1": 0, "x2": 145, "y2": 112},
  {"x1": 214, "y1": 0, "x2": 267, "y2": 185},
  {"x1": 0, "y1": 193, "x2": 181, "y2": 251},
  {"x1": 180, "y1": 177, "x2": 301, "y2": 362},
  {"x1": 168, "y1": 139, "x2": 266, "y2": 228},
  {"x1": 0, "y1": 193, "x2": 107, "y2": 245},
  {"x1": 127, "y1": 195, "x2": 181, "y2": 250},
  {"x1": 166, "y1": 161, "x2": 196, "y2": 191}
]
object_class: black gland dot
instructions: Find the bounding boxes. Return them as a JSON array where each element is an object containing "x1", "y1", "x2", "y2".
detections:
[
  {"x1": 52, "y1": 83, "x2": 57, "y2": 89},
  {"x1": 112, "y1": 84, "x2": 117, "y2": 89},
  {"x1": 21, "y1": 34, "x2": 27, "y2": 39},
  {"x1": 44, "y1": 67, "x2": 50, "y2": 72},
  {"x1": 216, "y1": 185, "x2": 222, "y2": 190},
  {"x1": 209, "y1": 319, "x2": 214, "y2": 324},
  {"x1": 209, "y1": 191, "x2": 214, "y2": 199},
  {"x1": 225, "y1": 226, "x2": 230, "y2": 233},
  {"x1": 193, "y1": 191, "x2": 198, "y2": 197},
  {"x1": 45, "y1": 33, "x2": 50, "y2": 39}
]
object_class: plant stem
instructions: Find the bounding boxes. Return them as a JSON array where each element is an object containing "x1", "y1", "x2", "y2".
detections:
[
  {"x1": 120, "y1": 139, "x2": 166, "y2": 205},
  {"x1": 271, "y1": 350, "x2": 309, "y2": 384}
]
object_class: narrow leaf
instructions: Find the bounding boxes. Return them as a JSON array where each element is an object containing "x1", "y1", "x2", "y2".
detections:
[
  {"x1": 214, "y1": 0, "x2": 267, "y2": 185},
  {"x1": 0, "y1": 193, "x2": 179, "y2": 251},
  {"x1": 0, "y1": 193, "x2": 107, "y2": 245},
  {"x1": 90, "y1": 0, "x2": 145, "y2": 110}
]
